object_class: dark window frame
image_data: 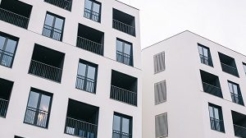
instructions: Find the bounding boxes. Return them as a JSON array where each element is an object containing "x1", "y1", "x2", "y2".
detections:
[
  {"x1": 228, "y1": 81, "x2": 244, "y2": 106},
  {"x1": 243, "y1": 62, "x2": 246, "y2": 74},
  {"x1": 116, "y1": 38, "x2": 133, "y2": 66},
  {"x1": 23, "y1": 88, "x2": 53, "y2": 129},
  {"x1": 112, "y1": 112, "x2": 133, "y2": 138},
  {"x1": 198, "y1": 43, "x2": 213, "y2": 67},
  {"x1": 42, "y1": 12, "x2": 65, "y2": 41},
  {"x1": 208, "y1": 103, "x2": 225, "y2": 133},
  {"x1": 84, "y1": 0, "x2": 101, "y2": 23}
]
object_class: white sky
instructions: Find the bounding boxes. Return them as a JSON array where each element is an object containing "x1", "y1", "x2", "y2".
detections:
[{"x1": 119, "y1": 0, "x2": 246, "y2": 54}]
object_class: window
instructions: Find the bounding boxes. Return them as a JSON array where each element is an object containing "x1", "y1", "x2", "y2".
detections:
[
  {"x1": 42, "y1": 12, "x2": 65, "y2": 41},
  {"x1": 243, "y1": 63, "x2": 246, "y2": 74},
  {"x1": 228, "y1": 81, "x2": 244, "y2": 105},
  {"x1": 208, "y1": 103, "x2": 225, "y2": 132},
  {"x1": 198, "y1": 44, "x2": 213, "y2": 66},
  {"x1": 154, "y1": 80, "x2": 166, "y2": 105},
  {"x1": 116, "y1": 39, "x2": 133, "y2": 66},
  {"x1": 113, "y1": 113, "x2": 132, "y2": 138},
  {"x1": 0, "y1": 32, "x2": 18, "y2": 68},
  {"x1": 76, "y1": 59, "x2": 98, "y2": 93},
  {"x1": 154, "y1": 52, "x2": 165, "y2": 74},
  {"x1": 84, "y1": 0, "x2": 101, "y2": 22},
  {"x1": 155, "y1": 113, "x2": 168, "y2": 138},
  {"x1": 24, "y1": 88, "x2": 53, "y2": 128},
  {"x1": 0, "y1": 78, "x2": 13, "y2": 118}
]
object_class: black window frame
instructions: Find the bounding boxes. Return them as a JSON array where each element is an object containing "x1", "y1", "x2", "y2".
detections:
[
  {"x1": 42, "y1": 12, "x2": 65, "y2": 41},
  {"x1": 0, "y1": 32, "x2": 19, "y2": 68},
  {"x1": 84, "y1": 0, "x2": 102, "y2": 23},
  {"x1": 23, "y1": 88, "x2": 53, "y2": 129},
  {"x1": 112, "y1": 112, "x2": 133, "y2": 138},
  {"x1": 116, "y1": 38, "x2": 133, "y2": 66},
  {"x1": 228, "y1": 81, "x2": 244, "y2": 106},
  {"x1": 198, "y1": 43, "x2": 213, "y2": 67},
  {"x1": 76, "y1": 59, "x2": 98, "y2": 94},
  {"x1": 208, "y1": 103, "x2": 225, "y2": 132}
]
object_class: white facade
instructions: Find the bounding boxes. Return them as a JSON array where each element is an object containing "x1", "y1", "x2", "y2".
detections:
[
  {"x1": 142, "y1": 31, "x2": 246, "y2": 138},
  {"x1": 0, "y1": 0, "x2": 142, "y2": 138}
]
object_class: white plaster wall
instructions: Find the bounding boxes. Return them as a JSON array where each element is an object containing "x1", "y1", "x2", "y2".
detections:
[{"x1": 0, "y1": 0, "x2": 142, "y2": 138}]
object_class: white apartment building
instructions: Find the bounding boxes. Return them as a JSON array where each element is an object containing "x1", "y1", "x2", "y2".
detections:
[
  {"x1": 142, "y1": 31, "x2": 246, "y2": 138},
  {"x1": 0, "y1": 0, "x2": 142, "y2": 138}
]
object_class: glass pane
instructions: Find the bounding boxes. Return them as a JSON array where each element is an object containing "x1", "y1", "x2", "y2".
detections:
[
  {"x1": 39, "y1": 94, "x2": 51, "y2": 112},
  {"x1": 203, "y1": 48, "x2": 208, "y2": 57},
  {"x1": 85, "y1": 0, "x2": 92, "y2": 9},
  {"x1": 87, "y1": 66, "x2": 95, "y2": 79},
  {"x1": 45, "y1": 14, "x2": 54, "y2": 26},
  {"x1": 124, "y1": 43, "x2": 131, "y2": 55},
  {"x1": 93, "y1": 2, "x2": 100, "y2": 13},
  {"x1": 5, "y1": 39, "x2": 17, "y2": 53},
  {"x1": 0, "y1": 36, "x2": 5, "y2": 50},
  {"x1": 28, "y1": 91, "x2": 39, "y2": 109},
  {"x1": 214, "y1": 108, "x2": 219, "y2": 119},
  {"x1": 122, "y1": 118, "x2": 130, "y2": 134},
  {"x1": 78, "y1": 63, "x2": 86, "y2": 76},
  {"x1": 113, "y1": 115, "x2": 121, "y2": 131},
  {"x1": 228, "y1": 83, "x2": 233, "y2": 93},
  {"x1": 54, "y1": 17, "x2": 64, "y2": 30},
  {"x1": 209, "y1": 106, "x2": 214, "y2": 118},
  {"x1": 116, "y1": 40, "x2": 123, "y2": 52},
  {"x1": 198, "y1": 46, "x2": 203, "y2": 55},
  {"x1": 243, "y1": 64, "x2": 246, "y2": 73},
  {"x1": 233, "y1": 84, "x2": 238, "y2": 94}
]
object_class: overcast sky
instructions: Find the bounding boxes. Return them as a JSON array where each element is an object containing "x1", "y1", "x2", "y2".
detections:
[{"x1": 119, "y1": 0, "x2": 246, "y2": 54}]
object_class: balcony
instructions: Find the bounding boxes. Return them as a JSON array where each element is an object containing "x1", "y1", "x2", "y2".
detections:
[
  {"x1": 0, "y1": 0, "x2": 32, "y2": 28},
  {"x1": 44, "y1": 0, "x2": 72, "y2": 11},
  {"x1": 76, "y1": 24, "x2": 104, "y2": 55},
  {"x1": 199, "y1": 54, "x2": 213, "y2": 66},
  {"x1": 65, "y1": 99, "x2": 99, "y2": 138},
  {"x1": 111, "y1": 70, "x2": 137, "y2": 106},
  {"x1": 232, "y1": 111, "x2": 246, "y2": 138},
  {"x1": 219, "y1": 53, "x2": 239, "y2": 77},
  {"x1": 210, "y1": 117, "x2": 225, "y2": 132},
  {"x1": 200, "y1": 70, "x2": 223, "y2": 98},
  {"x1": 29, "y1": 44, "x2": 64, "y2": 82},
  {"x1": 0, "y1": 78, "x2": 13, "y2": 118},
  {"x1": 113, "y1": 9, "x2": 135, "y2": 36}
]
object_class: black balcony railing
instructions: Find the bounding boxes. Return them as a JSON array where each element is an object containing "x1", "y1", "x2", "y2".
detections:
[
  {"x1": 231, "y1": 93, "x2": 244, "y2": 106},
  {"x1": 76, "y1": 36, "x2": 103, "y2": 55},
  {"x1": 0, "y1": 7, "x2": 29, "y2": 28},
  {"x1": 42, "y1": 24, "x2": 63, "y2": 41},
  {"x1": 84, "y1": 8, "x2": 100, "y2": 22},
  {"x1": 210, "y1": 117, "x2": 224, "y2": 132},
  {"x1": 221, "y1": 62, "x2": 239, "y2": 77},
  {"x1": 113, "y1": 19, "x2": 135, "y2": 36},
  {"x1": 24, "y1": 107, "x2": 49, "y2": 128},
  {"x1": 202, "y1": 82, "x2": 223, "y2": 98},
  {"x1": 29, "y1": 60, "x2": 62, "y2": 82},
  {"x1": 0, "y1": 98, "x2": 8, "y2": 117},
  {"x1": 65, "y1": 117, "x2": 97, "y2": 138},
  {"x1": 45, "y1": 0, "x2": 72, "y2": 11},
  {"x1": 234, "y1": 124, "x2": 246, "y2": 138},
  {"x1": 200, "y1": 54, "x2": 213, "y2": 66},
  {"x1": 76, "y1": 75, "x2": 96, "y2": 93},
  {"x1": 0, "y1": 49, "x2": 14, "y2": 67},
  {"x1": 113, "y1": 130, "x2": 131, "y2": 138},
  {"x1": 117, "y1": 51, "x2": 133, "y2": 66},
  {"x1": 110, "y1": 85, "x2": 137, "y2": 106}
]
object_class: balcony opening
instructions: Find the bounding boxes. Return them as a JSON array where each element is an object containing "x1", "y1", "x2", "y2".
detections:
[
  {"x1": 29, "y1": 44, "x2": 65, "y2": 82},
  {"x1": 0, "y1": 0, "x2": 32, "y2": 28},
  {"x1": 113, "y1": 9, "x2": 135, "y2": 36},
  {"x1": 110, "y1": 70, "x2": 137, "y2": 106},
  {"x1": 232, "y1": 111, "x2": 246, "y2": 138},
  {"x1": 0, "y1": 78, "x2": 13, "y2": 118},
  {"x1": 219, "y1": 53, "x2": 239, "y2": 77},
  {"x1": 65, "y1": 99, "x2": 99, "y2": 138},
  {"x1": 200, "y1": 70, "x2": 223, "y2": 98},
  {"x1": 45, "y1": 0, "x2": 72, "y2": 11},
  {"x1": 76, "y1": 24, "x2": 104, "y2": 55}
]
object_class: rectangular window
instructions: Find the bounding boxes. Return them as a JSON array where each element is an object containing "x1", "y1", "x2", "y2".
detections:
[
  {"x1": 113, "y1": 113, "x2": 132, "y2": 138},
  {"x1": 0, "y1": 32, "x2": 18, "y2": 68},
  {"x1": 76, "y1": 59, "x2": 98, "y2": 93},
  {"x1": 228, "y1": 81, "x2": 244, "y2": 105},
  {"x1": 0, "y1": 78, "x2": 13, "y2": 118},
  {"x1": 84, "y1": 0, "x2": 101, "y2": 22},
  {"x1": 208, "y1": 103, "x2": 225, "y2": 132},
  {"x1": 155, "y1": 113, "x2": 168, "y2": 138},
  {"x1": 243, "y1": 63, "x2": 246, "y2": 74},
  {"x1": 24, "y1": 88, "x2": 53, "y2": 128},
  {"x1": 42, "y1": 12, "x2": 65, "y2": 41},
  {"x1": 154, "y1": 52, "x2": 165, "y2": 74},
  {"x1": 154, "y1": 80, "x2": 166, "y2": 105},
  {"x1": 198, "y1": 44, "x2": 213, "y2": 66},
  {"x1": 116, "y1": 39, "x2": 133, "y2": 66}
]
